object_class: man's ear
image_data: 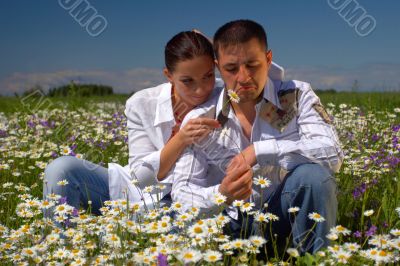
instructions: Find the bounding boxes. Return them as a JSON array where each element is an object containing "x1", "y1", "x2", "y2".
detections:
[
  {"x1": 215, "y1": 59, "x2": 220, "y2": 71},
  {"x1": 265, "y1": 50, "x2": 273, "y2": 65},
  {"x1": 163, "y1": 68, "x2": 173, "y2": 83}
]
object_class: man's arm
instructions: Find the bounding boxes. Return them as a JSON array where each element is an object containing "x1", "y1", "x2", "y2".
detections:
[{"x1": 230, "y1": 83, "x2": 343, "y2": 173}]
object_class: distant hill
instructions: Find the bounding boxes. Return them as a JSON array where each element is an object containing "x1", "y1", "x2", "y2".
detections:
[{"x1": 47, "y1": 82, "x2": 113, "y2": 97}]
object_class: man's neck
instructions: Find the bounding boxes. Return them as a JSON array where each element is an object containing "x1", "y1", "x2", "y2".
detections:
[
  {"x1": 231, "y1": 101, "x2": 256, "y2": 123},
  {"x1": 230, "y1": 100, "x2": 257, "y2": 141}
]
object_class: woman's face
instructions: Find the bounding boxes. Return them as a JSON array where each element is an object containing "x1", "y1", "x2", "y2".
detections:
[{"x1": 164, "y1": 55, "x2": 215, "y2": 108}]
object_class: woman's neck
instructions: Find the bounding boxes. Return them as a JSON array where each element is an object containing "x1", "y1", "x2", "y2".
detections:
[{"x1": 171, "y1": 86, "x2": 193, "y2": 124}]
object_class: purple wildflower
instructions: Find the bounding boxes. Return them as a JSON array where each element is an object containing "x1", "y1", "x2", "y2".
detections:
[
  {"x1": 157, "y1": 253, "x2": 168, "y2": 266},
  {"x1": 0, "y1": 130, "x2": 8, "y2": 138},
  {"x1": 365, "y1": 225, "x2": 377, "y2": 237},
  {"x1": 353, "y1": 231, "x2": 362, "y2": 238},
  {"x1": 72, "y1": 208, "x2": 79, "y2": 217},
  {"x1": 27, "y1": 120, "x2": 35, "y2": 128},
  {"x1": 371, "y1": 134, "x2": 379, "y2": 142},
  {"x1": 58, "y1": 197, "x2": 67, "y2": 204}
]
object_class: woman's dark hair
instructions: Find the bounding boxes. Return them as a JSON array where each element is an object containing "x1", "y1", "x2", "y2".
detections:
[
  {"x1": 214, "y1": 19, "x2": 268, "y2": 58},
  {"x1": 165, "y1": 31, "x2": 215, "y2": 72}
]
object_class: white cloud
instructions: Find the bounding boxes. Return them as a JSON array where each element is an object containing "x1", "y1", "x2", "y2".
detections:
[
  {"x1": 285, "y1": 63, "x2": 400, "y2": 91},
  {"x1": 0, "y1": 68, "x2": 166, "y2": 95},
  {"x1": 0, "y1": 63, "x2": 399, "y2": 96}
]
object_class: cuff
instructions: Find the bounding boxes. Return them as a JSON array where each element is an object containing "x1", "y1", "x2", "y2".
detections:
[
  {"x1": 253, "y1": 139, "x2": 279, "y2": 166},
  {"x1": 202, "y1": 185, "x2": 227, "y2": 217},
  {"x1": 131, "y1": 150, "x2": 162, "y2": 188}
]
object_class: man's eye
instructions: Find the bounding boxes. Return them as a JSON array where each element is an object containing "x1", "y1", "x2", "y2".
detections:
[
  {"x1": 181, "y1": 80, "x2": 192, "y2": 84},
  {"x1": 225, "y1": 68, "x2": 237, "y2": 73}
]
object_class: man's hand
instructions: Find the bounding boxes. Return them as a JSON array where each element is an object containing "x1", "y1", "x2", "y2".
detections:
[
  {"x1": 219, "y1": 155, "x2": 253, "y2": 205},
  {"x1": 226, "y1": 145, "x2": 257, "y2": 174}
]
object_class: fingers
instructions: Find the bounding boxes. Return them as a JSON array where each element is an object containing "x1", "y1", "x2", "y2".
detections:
[
  {"x1": 226, "y1": 156, "x2": 250, "y2": 178},
  {"x1": 232, "y1": 185, "x2": 253, "y2": 200},
  {"x1": 221, "y1": 169, "x2": 253, "y2": 201},
  {"x1": 227, "y1": 168, "x2": 253, "y2": 190},
  {"x1": 190, "y1": 117, "x2": 221, "y2": 128}
]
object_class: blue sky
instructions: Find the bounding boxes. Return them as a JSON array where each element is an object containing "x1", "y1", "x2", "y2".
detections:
[{"x1": 0, "y1": 0, "x2": 399, "y2": 95}]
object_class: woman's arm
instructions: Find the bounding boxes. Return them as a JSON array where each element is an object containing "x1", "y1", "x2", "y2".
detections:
[
  {"x1": 158, "y1": 117, "x2": 220, "y2": 180},
  {"x1": 126, "y1": 98, "x2": 220, "y2": 186}
]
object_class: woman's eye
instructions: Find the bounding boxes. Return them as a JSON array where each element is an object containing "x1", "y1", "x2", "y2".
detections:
[{"x1": 204, "y1": 73, "x2": 214, "y2": 79}]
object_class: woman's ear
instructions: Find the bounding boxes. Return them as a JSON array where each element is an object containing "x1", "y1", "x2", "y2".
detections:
[{"x1": 163, "y1": 68, "x2": 173, "y2": 83}]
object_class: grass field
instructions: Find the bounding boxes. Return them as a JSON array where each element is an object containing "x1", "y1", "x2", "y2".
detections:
[{"x1": 0, "y1": 91, "x2": 399, "y2": 265}]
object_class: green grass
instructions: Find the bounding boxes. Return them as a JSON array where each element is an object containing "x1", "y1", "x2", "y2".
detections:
[
  {"x1": 1, "y1": 91, "x2": 399, "y2": 114},
  {"x1": 0, "y1": 91, "x2": 399, "y2": 264},
  {"x1": 317, "y1": 91, "x2": 400, "y2": 111}
]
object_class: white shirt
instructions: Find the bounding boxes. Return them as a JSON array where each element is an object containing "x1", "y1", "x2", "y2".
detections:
[
  {"x1": 107, "y1": 62, "x2": 286, "y2": 205},
  {"x1": 169, "y1": 78, "x2": 344, "y2": 219}
]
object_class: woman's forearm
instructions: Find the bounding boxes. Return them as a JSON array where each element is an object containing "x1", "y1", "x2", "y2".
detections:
[{"x1": 157, "y1": 132, "x2": 187, "y2": 180}]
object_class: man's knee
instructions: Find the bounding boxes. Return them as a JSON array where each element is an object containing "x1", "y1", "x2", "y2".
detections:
[{"x1": 286, "y1": 163, "x2": 336, "y2": 195}]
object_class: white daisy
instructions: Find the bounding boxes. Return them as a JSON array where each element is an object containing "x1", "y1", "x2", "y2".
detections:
[
  {"x1": 254, "y1": 212, "x2": 268, "y2": 223},
  {"x1": 363, "y1": 209, "x2": 374, "y2": 217},
  {"x1": 203, "y1": 250, "x2": 222, "y2": 262},
  {"x1": 288, "y1": 206, "x2": 300, "y2": 214},
  {"x1": 57, "y1": 179, "x2": 69, "y2": 186},
  {"x1": 286, "y1": 248, "x2": 299, "y2": 257},
  {"x1": 213, "y1": 192, "x2": 227, "y2": 205},
  {"x1": 176, "y1": 249, "x2": 202, "y2": 263},
  {"x1": 232, "y1": 200, "x2": 244, "y2": 207},
  {"x1": 308, "y1": 212, "x2": 325, "y2": 222},
  {"x1": 227, "y1": 89, "x2": 240, "y2": 103},
  {"x1": 188, "y1": 223, "x2": 208, "y2": 238},
  {"x1": 249, "y1": 235, "x2": 266, "y2": 247},
  {"x1": 331, "y1": 225, "x2": 351, "y2": 236},
  {"x1": 333, "y1": 250, "x2": 352, "y2": 264},
  {"x1": 254, "y1": 176, "x2": 271, "y2": 188},
  {"x1": 390, "y1": 228, "x2": 400, "y2": 237},
  {"x1": 344, "y1": 242, "x2": 360, "y2": 252},
  {"x1": 240, "y1": 201, "x2": 254, "y2": 213}
]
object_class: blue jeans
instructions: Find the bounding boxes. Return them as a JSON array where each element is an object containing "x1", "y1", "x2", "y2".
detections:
[
  {"x1": 43, "y1": 156, "x2": 110, "y2": 216},
  {"x1": 228, "y1": 163, "x2": 337, "y2": 255}
]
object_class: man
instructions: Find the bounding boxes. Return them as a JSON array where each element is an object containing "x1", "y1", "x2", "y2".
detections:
[{"x1": 170, "y1": 19, "x2": 343, "y2": 254}]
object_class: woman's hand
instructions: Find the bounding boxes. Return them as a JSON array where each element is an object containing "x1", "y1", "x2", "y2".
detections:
[{"x1": 177, "y1": 117, "x2": 220, "y2": 146}]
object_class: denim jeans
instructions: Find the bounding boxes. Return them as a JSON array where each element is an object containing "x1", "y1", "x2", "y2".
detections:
[
  {"x1": 43, "y1": 156, "x2": 110, "y2": 217},
  {"x1": 228, "y1": 163, "x2": 337, "y2": 255}
]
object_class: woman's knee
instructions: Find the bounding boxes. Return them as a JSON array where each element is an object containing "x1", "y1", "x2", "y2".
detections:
[{"x1": 44, "y1": 156, "x2": 80, "y2": 184}]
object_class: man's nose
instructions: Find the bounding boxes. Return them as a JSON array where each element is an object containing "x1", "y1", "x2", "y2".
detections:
[{"x1": 237, "y1": 65, "x2": 251, "y2": 84}]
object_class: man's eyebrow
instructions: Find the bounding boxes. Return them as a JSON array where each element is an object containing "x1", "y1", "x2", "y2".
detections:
[{"x1": 222, "y1": 63, "x2": 238, "y2": 68}]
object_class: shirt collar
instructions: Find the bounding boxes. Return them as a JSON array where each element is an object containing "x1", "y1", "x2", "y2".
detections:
[
  {"x1": 263, "y1": 78, "x2": 282, "y2": 108},
  {"x1": 153, "y1": 83, "x2": 175, "y2": 127}
]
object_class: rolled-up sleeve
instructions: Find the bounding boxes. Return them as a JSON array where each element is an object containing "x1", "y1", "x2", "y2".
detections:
[
  {"x1": 170, "y1": 147, "x2": 224, "y2": 217},
  {"x1": 254, "y1": 84, "x2": 343, "y2": 173},
  {"x1": 125, "y1": 101, "x2": 161, "y2": 189}
]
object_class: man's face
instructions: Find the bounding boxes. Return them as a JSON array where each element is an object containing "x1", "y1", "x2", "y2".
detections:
[{"x1": 216, "y1": 38, "x2": 272, "y2": 103}]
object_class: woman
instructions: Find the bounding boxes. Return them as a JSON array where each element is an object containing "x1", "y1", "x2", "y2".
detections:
[{"x1": 43, "y1": 30, "x2": 284, "y2": 215}]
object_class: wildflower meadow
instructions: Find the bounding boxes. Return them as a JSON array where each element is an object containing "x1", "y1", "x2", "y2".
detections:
[{"x1": 0, "y1": 92, "x2": 399, "y2": 265}]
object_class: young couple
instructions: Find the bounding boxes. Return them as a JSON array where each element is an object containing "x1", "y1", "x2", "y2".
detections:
[{"x1": 44, "y1": 19, "x2": 343, "y2": 253}]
